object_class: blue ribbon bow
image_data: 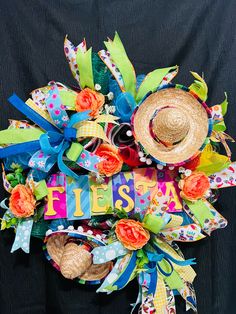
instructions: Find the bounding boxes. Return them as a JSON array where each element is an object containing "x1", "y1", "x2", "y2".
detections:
[{"x1": 0, "y1": 86, "x2": 101, "y2": 180}]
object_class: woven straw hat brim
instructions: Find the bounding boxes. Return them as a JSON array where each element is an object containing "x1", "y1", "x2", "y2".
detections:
[{"x1": 133, "y1": 87, "x2": 211, "y2": 164}]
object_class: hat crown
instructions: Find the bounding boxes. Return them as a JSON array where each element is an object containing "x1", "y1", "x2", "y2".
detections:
[{"x1": 152, "y1": 107, "x2": 189, "y2": 144}]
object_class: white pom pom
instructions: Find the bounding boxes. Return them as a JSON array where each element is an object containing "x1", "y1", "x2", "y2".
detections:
[
  {"x1": 68, "y1": 225, "x2": 74, "y2": 231},
  {"x1": 138, "y1": 151, "x2": 144, "y2": 157},
  {"x1": 46, "y1": 229, "x2": 53, "y2": 236},
  {"x1": 96, "y1": 234, "x2": 102, "y2": 240},
  {"x1": 58, "y1": 225, "x2": 64, "y2": 230},
  {"x1": 157, "y1": 164, "x2": 164, "y2": 170},
  {"x1": 168, "y1": 166, "x2": 175, "y2": 170},
  {"x1": 185, "y1": 169, "x2": 192, "y2": 176},
  {"x1": 77, "y1": 226, "x2": 84, "y2": 232},
  {"x1": 87, "y1": 230, "x2": 93, "y2": 235},
  {"x1": 146, "y1": 158, "x2": 152, "y2": 165},
  {"x1": 140, "y1": 157, "x2": 146, "y2": 162},
  {"x1": 126, "y1": 130, "x2": 132, "y2": 137},
  {"x1": 107, "y1": 92, "x2": 114, "y2": 100},
  {"x1": 95, "y1": 84, "x2": 101, "y2": 91}
]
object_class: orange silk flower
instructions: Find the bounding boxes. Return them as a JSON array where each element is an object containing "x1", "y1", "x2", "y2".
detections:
[
  {"x1": 96, "y1": 144, "x2": 123, "y2": 177},
  {"x1": 75, "y1": 88, "x2": 105, "y2": 118},
  {"x1": 9, "y1": 184, "x2": 36, "y2": 218},
  {"x1": 115, "y1": 219, "x2": 150, "y2": 250},
  {"x1": 179, "y1": 171, "x2": 210, "y2": 201}
]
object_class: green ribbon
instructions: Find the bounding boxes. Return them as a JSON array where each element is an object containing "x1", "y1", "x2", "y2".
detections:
[
  {"x1": 66, "y1": 142, "x2": 83, "y2": 161},
  {"x1": 104, "y1": 32, "x2": 136, "y2": 97},
  {"x1": 136, "y1": 66, "x2": 178, "y2": 102},
  {"x1": 158, "y1": 259, "x2": 184, "y2": 290},
  {"x1": 220, "y1": 92, "x2": 228, "y2": 116},
  {"x1": 197, "y1": 159, "x2": 230, "y2": 176},
  {"x1": 213, "y1": 120, "x2": 227, "y2": 132},
  {"x1": 59, "y1": 90, "x2": 77, "y2": 109},
  {"x1": 142, "y1": 214, "x2": 164, "y2": 234},
  {"x1": 185, "y1": 200, "x2": 214, "y2": 227},
  {"x1": 0, "y1": 128, "x2": 44, "y2": 144},
  {"x1": 189, "y1": 71, "x2": 208, "y2": 101},
  {"x1": 34, "y1": 180, "x2": 48, "y2": 200},
  {"x1": 211, "y1": 93, "x2": 228, "y2": 132},
  {"x1": 76, "y1": 47, "x2": 94, "y2": 89}
]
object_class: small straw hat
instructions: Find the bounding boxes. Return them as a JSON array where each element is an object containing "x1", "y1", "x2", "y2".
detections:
[
  {"x1": 132, "y1": 85, "x2": 212, "y2": 165},
  {"x1": 44, "y1": 228, "x2": 112, "y2": 284}
]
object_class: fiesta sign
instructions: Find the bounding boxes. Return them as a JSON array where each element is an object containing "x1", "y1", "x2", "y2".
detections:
[{"x1": 44, "y1": 167, "x2": 183, "y2": 220}]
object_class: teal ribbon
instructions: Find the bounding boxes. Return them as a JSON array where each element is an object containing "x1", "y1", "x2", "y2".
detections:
[{"x1": 152, "y1": 242, "x2": 196, "y2": 267}]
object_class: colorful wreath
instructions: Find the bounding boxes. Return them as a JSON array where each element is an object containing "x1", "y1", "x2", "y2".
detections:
[{"x1": 0, "y1": 32, "x2": 235, "y2": 313}]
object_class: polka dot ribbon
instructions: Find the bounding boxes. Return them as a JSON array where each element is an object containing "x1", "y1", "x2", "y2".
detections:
[
  {"x1": 11, "y1": 217, "x2": 33, "y2": 253},
  {"x1": 92, "y1": 241, "x2": 128, "y2": 264}
]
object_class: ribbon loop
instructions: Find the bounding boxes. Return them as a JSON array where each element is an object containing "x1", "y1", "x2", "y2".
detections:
[{"x1": 63, "y1": 127, "x2": 77, "y2": 141}]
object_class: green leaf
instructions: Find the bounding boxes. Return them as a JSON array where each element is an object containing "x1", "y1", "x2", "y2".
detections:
[
  {"x1": 1, "y1": 219, "x2": 6, "y2": 230},
  {"x1": 6, "y1": 173, "x2": 15, "y2": 181},
  {"x1": 189, "y1": 71, "x2": 208, "y2": 101},
  {"x1": 5, "y1": 216, "x2": 19, "y2": 229},
  {"x1": 33, "y1": 206, "x2": 45, "y2": 222},
  {"x1": 113, "y1": 207, "x2": 129, "y2": 219}
]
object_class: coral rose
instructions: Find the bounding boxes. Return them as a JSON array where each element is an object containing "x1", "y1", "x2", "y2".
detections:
[
  {"x1": 179, "y1": 172, "x2": 210, "y2": 201},
  {"x1": 76, "y1": 88, "x2": 105, "y2": 118},
  {"x1": 9, "y1": 184, "x2": 36, "y2": 218},
  {"x1": 96, "y1": 144, "x2": 123, "y2": 177},
  {"x1": 115, "y1": 219, "x2": 150, "y2": 250}
]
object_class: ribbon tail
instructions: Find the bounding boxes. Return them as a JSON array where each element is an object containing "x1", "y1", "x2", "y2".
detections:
[
  {"x1": 0, "y1": 140, "x2": 42, "y2": 159},
  {"x1": 183, "y1": 199, "x2": 227, "y2": 235},
  {"x1": 178, "y1": 281, "x2": 197, "y2": 312},
  {"x1": 164, "y1": 283, "x2": 176, "y2": 314},
  {"x1": 8, "y1": 94, "x2": 59, "y2": 132},
  {"x1": 104, "y1": 32, "x2": 136, "y2": 97},
  {"x1": 218, "y1": 132, "x2": 233, "y2": 158},
  {"x1": 96, "y1": 257, "x2": 125, "y2": 293},
  {"x1": 153, "y1": 275, "x2": 168, "y2": 314},
  {"x1": 92, "y1": 241, "x2": 128, "y2": 264},
  {"x1": 11, "y1": 218, "x2": 34, "y2": 253},
  {"x1": 209, "y1": 161, "x2": 236, "y2": 188},
  {"x1": 57, "y1": 143, "x2": 81, "y2": 180},
  {"x1": 130, "y1": 285, "x2": 142, "y2": 314},
  {"x1": 111, "y1": 251, "x2": 137, "y2": 290}
]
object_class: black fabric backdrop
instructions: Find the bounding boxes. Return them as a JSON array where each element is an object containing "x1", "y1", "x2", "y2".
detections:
[{"x1": 0, "y1": 1, "x2": 236, "y2": 313}]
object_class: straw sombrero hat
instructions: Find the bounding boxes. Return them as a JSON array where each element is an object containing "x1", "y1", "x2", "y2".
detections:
[
  {"x1": 132, "y1": 85, "x2": 212, "y2": 165},
  {"x1": 44, "y1": 226, "x2": 113, "y2": 284}
]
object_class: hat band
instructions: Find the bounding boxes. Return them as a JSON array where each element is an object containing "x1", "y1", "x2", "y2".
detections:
[{"x1": 149, "y1": 106, "x2": 186, "y2": 148}]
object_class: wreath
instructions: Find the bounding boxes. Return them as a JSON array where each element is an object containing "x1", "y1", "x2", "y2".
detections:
[{"x1": 0, "y1": 32, "x2": 234, "y2": 314}]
